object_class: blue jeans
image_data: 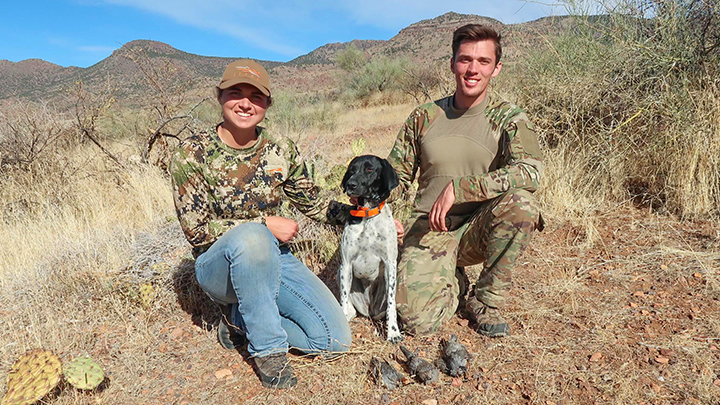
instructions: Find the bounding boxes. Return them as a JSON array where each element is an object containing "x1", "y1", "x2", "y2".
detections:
[{"x1": 194, "y1": 222, "x2": 351, "y2": 357}]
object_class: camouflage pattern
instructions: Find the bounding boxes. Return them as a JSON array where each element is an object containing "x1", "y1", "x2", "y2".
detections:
[
  {"x1": 170, "y1": 125, "x2": 332, "y2": 256},
  {"x1": 387, "y1": 95, "x2": 543, "y2": 211},
  {"x1": 389, "y1": 95, "x2": 543, "y2": 335},
  {"x1": 396, "y1": 189, "x2": 540, "y2": 335}
]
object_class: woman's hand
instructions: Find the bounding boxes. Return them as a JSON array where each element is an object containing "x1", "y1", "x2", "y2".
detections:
[
  {"x1": 264, "y1": 216, "x2": 299, "y2": 243},
  {"x1": 394, "y1": 219, "x2": 405, "y2": 243}
]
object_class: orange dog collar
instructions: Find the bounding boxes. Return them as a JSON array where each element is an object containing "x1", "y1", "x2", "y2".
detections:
[{"x1": 350, "y1": 201, "x2": 385, "y2": 218}]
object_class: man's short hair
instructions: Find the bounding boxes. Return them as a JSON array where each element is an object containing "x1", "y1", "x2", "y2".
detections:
[{"x1": 452, "y1": 24, "x2": 502, "y2": 64}]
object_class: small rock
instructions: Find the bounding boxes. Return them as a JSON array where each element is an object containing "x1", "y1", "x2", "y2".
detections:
[
  {"x1": 451, "y1": 377, "x2": 462, "y2": 387},
  {"x1": 422, "y1": 400, "x2": 438, "y2": 405},
  {"x1": 589, "y1": 352, "x2": 603, "y2": 362},
  {"x1": 214, "y1": 368, "x2": 232, "y2": 379},
  {"x1": 654, "y1": 356, "x2": 670, "y2": 364},
  {"x1": 659, "y1": 349, "x2": 676, "y2": 357},
  {"x1": 170, "y1": 327, "x2": 186, "y2": 340}
]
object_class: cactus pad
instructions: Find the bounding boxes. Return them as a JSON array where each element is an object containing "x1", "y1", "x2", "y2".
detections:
[
  {"x1": 63, "y1": 356, "x2": 104, "y2": 390},
  {"x1": 325, "y1": 164, "x2": 347, "y2": 190},
  {"x1": 351, "y1": 138, "x2": 367, "y2": 156},
  {"x1": 2, "y1": 349, "x2": 62, "y2": 405},
  {"x1": 140, "y1": 283, "x2": 155, "y2": 309}
]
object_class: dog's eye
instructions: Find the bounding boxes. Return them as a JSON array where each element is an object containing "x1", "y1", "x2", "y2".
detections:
[{"x1": 366, "y1": 168, "x2": 373, "y2": 173}]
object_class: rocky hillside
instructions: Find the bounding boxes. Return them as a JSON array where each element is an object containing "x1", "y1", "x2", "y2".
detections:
[{"x1": 0, "y1": 12, "x2": 575, "y2": 104}]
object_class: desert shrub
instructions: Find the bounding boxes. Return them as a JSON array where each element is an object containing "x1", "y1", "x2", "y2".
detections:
[
  {"x1": 335, "y1": 44, "x2": 367, "y2": 72},
  {"x1": 0, "y1": 101, "x2": 71, "y2": 170},
  {"x1": 507, "y1": 0, "x2": 720, "y2": 219},
  {"x1": 336, "y1": 45, "x2": 409, "y2": 104},
  {"x1": 348, "y1": 56, "x2": 408, "y2": 100},
  {"x1": 398, "y1": 60, "x2": 455, "y2": 103},
  {"x1": 264, "y1": 91, "x2": 337, "y2": 136}
]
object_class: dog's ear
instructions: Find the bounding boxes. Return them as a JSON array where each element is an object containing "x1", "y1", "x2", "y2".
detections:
[
  {"x1": 381, "y1": 158, "x2": 399, "y2": 192},
  {"x1": 341, "y1": 156, "x2": 359, "y2": 193},
  {"x1": 376, "y1": 158, "x2": 399, "y2": 201}
]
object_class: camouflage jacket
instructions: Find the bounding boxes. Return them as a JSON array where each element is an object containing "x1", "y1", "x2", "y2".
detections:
[
  {"x1": 170, "y1": 125, "x2": 339, "y2": 256},
  {"x1": 387, "y1": 95, "x2": 543, "y2": 215}
]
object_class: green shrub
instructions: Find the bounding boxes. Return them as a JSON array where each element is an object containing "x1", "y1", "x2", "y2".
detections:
[{"x1": 336, "y1": 45, "x2": 367, "y2": 72}]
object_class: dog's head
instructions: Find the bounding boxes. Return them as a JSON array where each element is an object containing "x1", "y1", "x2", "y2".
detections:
[{"x1": 341, "y1": 155, "x2": 399, "y2": 205}]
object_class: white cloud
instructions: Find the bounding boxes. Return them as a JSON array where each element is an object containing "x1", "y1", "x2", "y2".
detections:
[
  {"x1": 100, "y1": 0, "x2": 307, "y2": 56},
  {"x1": 97, "y1": 0, "x2": 558, "y2": 57}
]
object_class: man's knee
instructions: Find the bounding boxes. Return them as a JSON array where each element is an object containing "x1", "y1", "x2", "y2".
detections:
[
  {"x1": 493, "y1": 189, "x2": 540, "y2": 226},
  {"x1": 397, "y1": 286, "x2": 457, "y2": 336}
]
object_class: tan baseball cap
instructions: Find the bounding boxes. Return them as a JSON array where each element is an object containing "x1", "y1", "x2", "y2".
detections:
[{"x1": 218, "y1": 59, "x2": 271, "y2": 96}]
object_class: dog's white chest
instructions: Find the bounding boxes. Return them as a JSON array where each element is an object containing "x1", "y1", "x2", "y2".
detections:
[{"x1": 341, "y1": 208, "x2": 397, "y2": 280}]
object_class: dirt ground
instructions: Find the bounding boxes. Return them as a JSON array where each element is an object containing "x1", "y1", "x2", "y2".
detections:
[{"x1": 2, "y1": 205, "x2": 719, "y2": 405}]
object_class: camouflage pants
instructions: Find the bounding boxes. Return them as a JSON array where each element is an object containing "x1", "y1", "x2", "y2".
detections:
[{"x1": 396, "y1": 189, "x2": 541, "y2": 335}]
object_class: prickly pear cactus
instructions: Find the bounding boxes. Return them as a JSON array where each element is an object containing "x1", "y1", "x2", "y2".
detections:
[
  {"x1": 63, "y1": 356, "x2": 104, "y2": 390},
  {"x1": 140, "y1": 283, "x2": 155, "y2": 309},
  {"x1": 351, "y1": 138, "x2": 367, "y2": 156},
  {"x1": 325, "y1": 164, "x2": 347, "y2": 190},
  {"x1": 1, "y1": 349, "x2": 62, "y2": 405}
]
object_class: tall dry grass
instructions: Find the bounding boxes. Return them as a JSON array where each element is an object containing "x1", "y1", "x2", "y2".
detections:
[
  {"x1": 501, "y1": 0, "x2": 720, "y2": 225},
  {"x1": 0, "y1": 147, "x2": 173, "y2": 288}
]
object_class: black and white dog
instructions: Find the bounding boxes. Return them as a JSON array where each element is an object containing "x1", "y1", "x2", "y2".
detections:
[{"x1": 338, "y1": 155, "x2": 402, "y2": 343}]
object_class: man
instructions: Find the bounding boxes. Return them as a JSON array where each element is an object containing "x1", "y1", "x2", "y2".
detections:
[{"x1": 387, "y1": 24, "x2": 543, "y2": 337}]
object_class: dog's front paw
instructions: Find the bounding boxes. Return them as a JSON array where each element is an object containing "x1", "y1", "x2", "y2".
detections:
[
  {"x1": 342, "y1": 305, "x2": 356, "y2": 321},
  {"x1": 386, "y1": 332, "x2": 403, "y2": 344}
]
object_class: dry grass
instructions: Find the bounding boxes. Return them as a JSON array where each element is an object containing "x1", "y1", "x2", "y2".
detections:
[
  {"x1": 3, "y1": 4, "x2": 720, "y2": 401},
  {"x1": 1, "y1": 99, "x2": 719, "y2": 405}
]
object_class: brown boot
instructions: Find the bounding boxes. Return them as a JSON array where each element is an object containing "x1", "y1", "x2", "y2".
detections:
[
  {"x1": 465, "y1": 297, "x2": 510, "y2": 338},
  {"x1": 217, "y1": 304, "x2": 246, "y2": 350},
  {"x1": 254, "y1": 352, "x2": 297, "y2": 389}
]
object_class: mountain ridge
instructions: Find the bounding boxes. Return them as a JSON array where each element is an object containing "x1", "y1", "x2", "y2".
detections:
[{"x1": 0, "y1": 12, "x2": 575, "y2": 103}]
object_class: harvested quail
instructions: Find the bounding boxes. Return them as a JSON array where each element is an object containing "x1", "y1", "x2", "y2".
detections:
[
  {"x1": 439, "y1": 334, "x2": 471, "y2": 377},
  {"x1": 399, "y1": 345, "x2": 438, "y2": 384},
  {"x1": 370, "y1": 357, "x2": 404, "y2": 390}
]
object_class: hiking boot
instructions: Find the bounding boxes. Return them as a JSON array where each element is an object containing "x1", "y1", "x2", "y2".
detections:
[
  {"x1": 254, "y1": 352, "x2": 297, "y2": 389},
  {"x1": 465, "y1": 297, "x2": 510, "y2": 338},
  {"x1": 217, "y1": 304, "x2": 246, "y2": 350}
]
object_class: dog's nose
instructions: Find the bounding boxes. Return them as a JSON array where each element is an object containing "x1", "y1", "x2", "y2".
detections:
[{"x1": 345, "y1": 181, "x2": 357, "y2": 192}]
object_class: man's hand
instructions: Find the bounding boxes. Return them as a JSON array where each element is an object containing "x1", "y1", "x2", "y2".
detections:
[
  {"x1": 265, "y1": 216, "x2": 299, "y2": 243},
  {"x1": 394, "y1": 219, "x2": 405, "y2": 243},
  {"x1": 429, "y1": 181, "x2": 455, "y2": 232}
]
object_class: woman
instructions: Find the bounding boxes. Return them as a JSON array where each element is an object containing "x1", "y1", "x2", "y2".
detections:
[{"x1": 170, "y1": 59, "x2": 351, "y2": 389}]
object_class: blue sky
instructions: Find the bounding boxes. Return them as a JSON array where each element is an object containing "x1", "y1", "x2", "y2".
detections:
[{"x1": 1, "y1": 1, "x2": 560, "y2": 68}]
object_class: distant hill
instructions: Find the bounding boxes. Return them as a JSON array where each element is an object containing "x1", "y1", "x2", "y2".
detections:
[{"x1": 0, "y1": 12, "x2": 577, "y2": 105}]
